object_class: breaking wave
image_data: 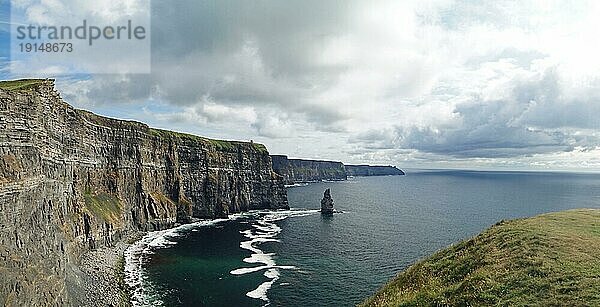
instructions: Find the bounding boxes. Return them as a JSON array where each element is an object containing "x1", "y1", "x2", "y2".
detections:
[
  {"x1": 124, "y1": 209, "x2": 318, "y2": 306},
  {"x1": 230, "y1": 209, "x2": 319, "y2": 303}
]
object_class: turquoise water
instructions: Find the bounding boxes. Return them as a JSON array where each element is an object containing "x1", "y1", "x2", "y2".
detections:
[{"x1": 125, "y1": 170, "x2": 600, "y2": 306}]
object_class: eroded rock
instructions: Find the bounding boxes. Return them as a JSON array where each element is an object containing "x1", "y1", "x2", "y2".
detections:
[{"x1": 321, "y1": 188, "x2": 334, "y2": 214}]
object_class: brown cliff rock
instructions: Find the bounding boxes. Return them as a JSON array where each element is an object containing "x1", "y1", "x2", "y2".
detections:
[{"x1": 0, "y1": 79, "x2": 288, "y2": 306}]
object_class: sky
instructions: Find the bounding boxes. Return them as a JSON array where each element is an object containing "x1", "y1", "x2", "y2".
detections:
[{"x1": 2, "y1": 0, "x2": 600, "y2": 171}]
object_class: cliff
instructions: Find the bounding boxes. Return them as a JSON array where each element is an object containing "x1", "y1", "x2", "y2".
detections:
[
  {"x1": 271, "y1": 155, "x2": 404, "y2": 184},
  {"x1": 361, "y1": 209, "x2": 600, "y2": 306},
  {"x1": 0, "y1": 79, "x2": 288, "y2": 306},
  {"x1": 345, "y1": 165, "x2": 405, "y2": 176},
  {"x1": 271, "y1": 155, "x2": 347, "y2": 184}
]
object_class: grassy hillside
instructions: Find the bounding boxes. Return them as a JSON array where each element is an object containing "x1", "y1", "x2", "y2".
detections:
[{"x1": 361, "y1": 209, "x2": 600, "y2": 306}]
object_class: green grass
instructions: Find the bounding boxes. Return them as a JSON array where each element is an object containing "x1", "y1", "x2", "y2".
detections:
[
  {"x1": 149, "y1": 192, "x2": 180, "y2": 214},
  {"x1": 149, "y1": 191, "x2": 192, "y2": 212},
  {"x1": 149, "y1": 191, "x2": 177, "y2": 206},
  {"x1": 208, "y1": 139, "x2": 236, "y2": 151},
  {"x1": 148, "y1": 128, "x2": 268, "y2": 153},
  {"x1": 83, "y1": 192, "x2": 123, "y2": 224},
  {"x1": 0, "y1": 79, "x2": 45, "y2": 91},
  {"x1": 361, "y1": 209, "x2": 600, "y2": 306},
  {"x1": 250, "y1": 142, "x2": 268, "y2": 153}
]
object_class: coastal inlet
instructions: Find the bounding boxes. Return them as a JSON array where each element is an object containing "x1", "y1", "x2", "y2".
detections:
[
  {"x1": 126, "y1": 171, "x2": 600, "y2": 306},
  {"x1": 124, "y1": 209, "x2": 318, "y2": 306}
]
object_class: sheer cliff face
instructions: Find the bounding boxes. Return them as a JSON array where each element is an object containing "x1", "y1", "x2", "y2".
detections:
[
  {"x1": 270, "y1": 155, "x2": 405, "y2": 184},
  {"x1": 271, "y1": 155, "x2": 347, "y2": 184},
  {"x1": 0, "y1": 80, "x2": 288, "y2": 306},
  {"x1": 345, "y1": 165, "x2": 405, "y2": 176}
]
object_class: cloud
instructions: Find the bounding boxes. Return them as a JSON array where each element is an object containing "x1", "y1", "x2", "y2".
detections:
[
  {"x1": 7, "y1": 0, "x2": 600, "y2": 169},
  {"x1": 350, "y1": 65, "x2": 600, "y2": 159},
  {"x1": 51, "y1": 0, "x2": 361, "y2": 134},
  {"x1": 58, "y1": 75, "x2": 155, "y2": 107},
  {"x1": 9, "y1": 0, "x2": 151, "y2": 73}
]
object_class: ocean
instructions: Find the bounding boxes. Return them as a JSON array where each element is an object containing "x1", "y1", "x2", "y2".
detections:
[{"x1": 124, "y1": 170, "x2": 600, "y2": 306}]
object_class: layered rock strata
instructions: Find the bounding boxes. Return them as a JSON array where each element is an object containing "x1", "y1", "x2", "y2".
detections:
[
  {"x1": 0, "y1": 79, "x2": 288, "y2": 306},
  {"x1": 271, "y1": 155, "x2": 347, "y2": 184},
  {"x1": 271, "y1": 155, "x2": 404, "y2": 184}
]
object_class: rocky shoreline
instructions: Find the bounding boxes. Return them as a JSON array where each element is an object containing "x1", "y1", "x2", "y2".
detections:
[{"x1": 72, "y1": 233, "x2": 143, "y2": 307}]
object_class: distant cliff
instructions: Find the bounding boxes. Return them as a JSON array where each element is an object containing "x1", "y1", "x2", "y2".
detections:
[
  {"x1": 345, "y1": 165, "x2": 405, "y2": 176},
  {"x1": 271, "y1": 155, "x2": 346, "y2": 184},
  {"x1": 0, "y1": 79, "x2": 288, "y2": 306},
  {"x1": 271, "y1": 155, "x2": 404, "y2": 184}
]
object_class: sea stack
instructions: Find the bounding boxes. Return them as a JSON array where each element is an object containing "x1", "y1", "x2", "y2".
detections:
[{"x1": 321, "y1": 188, "x2": 335, "y2": 214}]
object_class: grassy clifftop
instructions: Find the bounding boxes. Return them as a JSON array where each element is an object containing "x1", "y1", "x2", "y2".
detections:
[
  {"x1": 361, "y1": 209, "x2": 600, "y2": 306},
  {"x1": 0, "y1": 79, "x2": 46, "y2": 91},
  {"x1": 148, "y1": 128, "x2": 268, "y2": 153},
  {"x1": 0, "y1": 79, "x2": 270, "y2": 155}
]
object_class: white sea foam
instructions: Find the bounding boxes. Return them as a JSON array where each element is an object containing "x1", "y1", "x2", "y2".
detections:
[
  {"x1": 125, "y1": 218, "x2": 232, "y2": 306},
  {"x1": 284, "y1": 183, "x2": 309, "y2": 188},
  {"x1": 247, "y1": 268, "x2": 280, "y2": 301},
  {"x1": 125, "y1": 208, "x2": 319, "y2": 306},
  {"x1": 230, "y1": 209, "x2": 319, "y2": 303}
]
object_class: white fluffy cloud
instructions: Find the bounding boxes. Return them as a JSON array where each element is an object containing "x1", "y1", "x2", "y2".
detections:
[
  {"x1": 18, "y1": 0, "x2": 600, "y2": 169},
  {"x1": 10, "y1": 0, "x2": 150, "y2": 73}
]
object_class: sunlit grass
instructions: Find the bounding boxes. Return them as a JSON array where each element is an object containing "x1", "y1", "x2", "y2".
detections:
[
  {"x1": 83, "y1": 192, "x2": 123, "y2": 225},
  {"x1": 361, "y1": 209, "x2": 600, "y2": 306},
  {"x1": 0, "y1": 79, "x2": 45, "y2": 91},
  {"x1": 148, "y1": 128, "x2": 268, "y2": 153}
]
